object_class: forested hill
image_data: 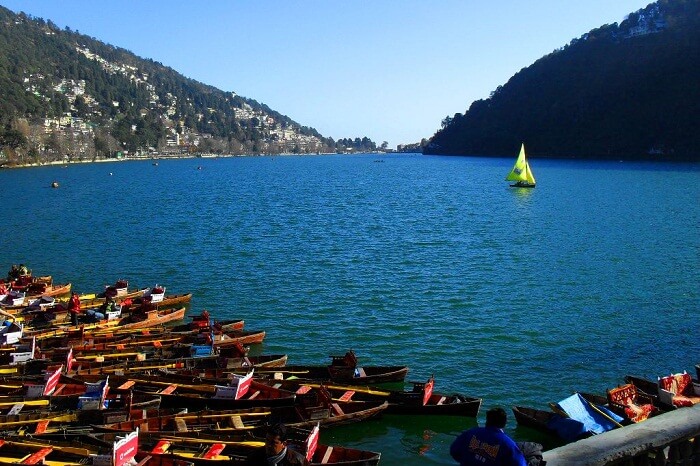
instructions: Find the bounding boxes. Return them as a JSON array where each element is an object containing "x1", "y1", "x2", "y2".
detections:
[
  {"x1": 0, "y1": 6, "x2": 377, "y2": 163},
  {"x1": 425, "y1": 0, "x2": 700, "y2": 162}
]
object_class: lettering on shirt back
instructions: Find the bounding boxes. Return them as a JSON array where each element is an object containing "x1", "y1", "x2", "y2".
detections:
[{"x1": 469, "y1": 435, "x2": 500, "y2": 460}]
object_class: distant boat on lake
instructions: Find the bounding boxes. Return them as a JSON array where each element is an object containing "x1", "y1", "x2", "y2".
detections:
[{"x1": 505, "y1": 143, "x2": 536, "y2": 188}]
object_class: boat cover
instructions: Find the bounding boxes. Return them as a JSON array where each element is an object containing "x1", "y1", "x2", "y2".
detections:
[
  {"x1": 555, "y1": 393, "x2": 623, "y2": 434},
  {"x1": 545, "y1": 415, "x2": 587, "y2": 442}
]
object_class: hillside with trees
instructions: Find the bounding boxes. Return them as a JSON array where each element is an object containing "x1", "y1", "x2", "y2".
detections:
[
  {"x1": 425, "y1": 0, "x2": 700, "y2": 161},
  {"x1": 0, "y1": 6, "x2": 376, "y2": 164}
]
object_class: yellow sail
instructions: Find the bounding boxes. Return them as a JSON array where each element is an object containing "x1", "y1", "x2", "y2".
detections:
[{"x1": 505, "y1": 143, "x2": 536, "y2": 186}]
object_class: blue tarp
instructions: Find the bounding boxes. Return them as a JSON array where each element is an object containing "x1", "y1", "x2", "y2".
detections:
[
  {"x1": 555, "y1": 393, "x2": 623, "y2": 434},
  {"x1": 546, "y1": 415, "x2": 587, "y2": 442}
]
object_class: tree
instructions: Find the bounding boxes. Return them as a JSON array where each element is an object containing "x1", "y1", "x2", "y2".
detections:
[{"x1": 0, "y1": 126, "x2": 27, "y2": 150}]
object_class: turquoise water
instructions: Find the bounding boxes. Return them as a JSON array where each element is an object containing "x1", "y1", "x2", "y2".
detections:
[{"x1": 2, "y1": 154, "x2": 699, "y2": 464}]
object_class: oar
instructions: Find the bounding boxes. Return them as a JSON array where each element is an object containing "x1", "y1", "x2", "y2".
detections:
[{"x1": 580, "y1": 396, "x2": 623, "y2": 428}]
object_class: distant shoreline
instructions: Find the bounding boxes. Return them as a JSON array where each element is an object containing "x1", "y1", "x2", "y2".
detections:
[{"x1": 0, "y1": 151, "x2": 358, "y2": 169}]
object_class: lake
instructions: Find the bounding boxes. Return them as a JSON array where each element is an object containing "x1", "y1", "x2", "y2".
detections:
[{"x1": 2, "y1": 153, "x2": 699, "y2": 464}]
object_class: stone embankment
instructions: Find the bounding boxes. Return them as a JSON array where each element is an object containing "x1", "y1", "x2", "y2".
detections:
[{"x1": 543, "y1": 404, "x2": 700, "y2": 465}]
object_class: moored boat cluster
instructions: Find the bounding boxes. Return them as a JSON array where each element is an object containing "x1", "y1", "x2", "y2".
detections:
[{"x1": 0, "y1": 266, "x2": 485, "y2": 465}]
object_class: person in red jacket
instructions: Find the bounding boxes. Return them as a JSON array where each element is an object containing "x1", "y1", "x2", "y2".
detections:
[{"x1": 68, "y1": 292, "x2": 81, "y2": 326}]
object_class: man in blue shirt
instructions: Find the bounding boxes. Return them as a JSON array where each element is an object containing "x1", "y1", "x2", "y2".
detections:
[{"x1": 450, "y1": 407, "x2": 527, "y2": 466}]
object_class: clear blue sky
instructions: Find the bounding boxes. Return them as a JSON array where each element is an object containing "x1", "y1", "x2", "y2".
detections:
[{"x1": 2, "y1": 1, "x2": 652, "y2": 148}]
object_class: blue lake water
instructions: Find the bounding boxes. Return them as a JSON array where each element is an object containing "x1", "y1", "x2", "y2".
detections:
[{"x1": 1, "y1": 153, "x2": 699, "y2": 464}]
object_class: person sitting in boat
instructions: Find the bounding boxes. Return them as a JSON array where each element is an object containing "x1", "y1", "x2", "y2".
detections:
[
  {"x1": 87, "y1": 297, "x2": 113, "y2": 322},
  {"x1": 247, "y1": 423, "x2": 309, "y2": 466},
  {"x1": 7, "y1": 265, "x2": 19, "y2": 282},
  {"x1": 450, "y1": 407, "x2": 527, "y2": 466},
  {"x1": 68, "y1": 292, "x2": 81, "y2": 326}
]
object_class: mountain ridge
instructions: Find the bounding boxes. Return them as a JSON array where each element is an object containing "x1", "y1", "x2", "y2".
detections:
[
  {"x1": 424, "y1": 0, "x2": 700, "y2": 162},
  {"x1": 0, "y1": 5, "x2": 377, "y2": 164}
]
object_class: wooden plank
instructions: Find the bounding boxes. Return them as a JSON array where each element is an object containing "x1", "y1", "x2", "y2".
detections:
[
  {"x1": 338, "y1": 390, "x2": 355, "y2": 402},
  {"x1": 159, "y1": 384, "x2": 178, "y2": 395},
  {"x1": 34, "y1": 420, "x2": 50, "y2": 434},
  {"x1": 321, "y1": 446, "x2": 334, "y2": 464},
  {"x1": 201, "y1": 443, "x2": 225, "y2": 459},
  {"x1": 52, "y1": 384, "x2": 67, "y2": 395},
  {"x1": 21, "y1": 447, "x2": 53, "y2": 464},
  {"x1": 7, "y1": 403, "x2": 24, "y2": 415},
  {"x1": 151, "y1": 440, "x2": 170, "y2": 454},
  {"x1": 174, "y1": 417, "x2": 188, "y2": 432},
  {"x1": 230, "y1": 415, "x2": 244, "y2": 429},
  {"x1": 296, "y1": 385, "x2": 312, "y2": 395},
  {"x1": 117, "y1": 380, "x2": 136, "y2": 390},
  {"x1": 331, "y1": 403, "x2": 344, "y2": 416}
]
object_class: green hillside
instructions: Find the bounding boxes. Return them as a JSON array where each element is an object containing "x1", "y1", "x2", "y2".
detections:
[
  {"x1": 0, "y1": 6, "x2": 377, "y2": 163},
  {"x1": 425, "y1": 0, "x2": 700, "y2": 161}
]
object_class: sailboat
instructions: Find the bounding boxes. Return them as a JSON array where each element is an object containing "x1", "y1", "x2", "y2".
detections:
[{"x1": 505, "y1": 143, "x2": 536, "y2": 188}]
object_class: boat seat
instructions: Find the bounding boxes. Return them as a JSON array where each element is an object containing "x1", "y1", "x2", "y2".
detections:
[
  {"x1": 151, "y1": 440, "x2": 171, "y2": 454},
  {"x1": 158, "y1": 384, "x2": 178, "y2": 395},
  {"x1": 296, "y1": 385, "x2": 312, "y2": 395},
  {"x1": 117, "y1": 380, "x2": 136, "y2": 391},
  {"x1": 658, "y1": 372, "x2": 700, "y2": 407},
  {"x1": 20, "y1": 447, "x2": 53, "y2": 464},
  {"x1": 200, "y1": 443, "x2": 225, "y2": 459},
  {"x1": 436, "y1": 396, "x2": 447, "y2": 405},
  {"x1": 338, "y1": 390, "x2": 355, "y2": 402},
  {"x1": 8, "y1": 403, "x2": 24, "y2": 415},
  {"x1": 174, "y1": 417, "x2": 187, "y2": 432},
  {"x1": 230, "y1": 415, "x2": 244, "y2": 429},
  {"x1": 52, "y1": 384, "x2": 67, "y2": 395},
  {"x1": 331, "y1": 403, "x2": 344, "y2": 416},
  {"x1": 247, "y1": 391, "x2": 260, "y2": 399},
  {"x1": 607, "y1": 384, "x2": 656, "y2": 422},
  {"x1": 34, "y1": 420, "x2": 50, "y2": 434},
  {"x1": 321, "y1": 446, "x2": 333, "y2": 464}
]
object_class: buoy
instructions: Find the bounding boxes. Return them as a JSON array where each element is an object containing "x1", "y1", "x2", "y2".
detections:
[
  {"x1": 109, "y1": 172, "x2": 113, "y2": 176},
  {"x1": 51, "y1": 181, "x2": 59, "y2": 188}
]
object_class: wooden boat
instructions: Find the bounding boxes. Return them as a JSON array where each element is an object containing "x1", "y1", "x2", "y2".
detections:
[
  {"x1": 511, "y1": 405, "x2": 591, "y2": 443},
  {"x1": 96, "y1": 407, "x2": 273, "y2": 433},
  {"x1": 168, "y1": 311, "x2": 245, "y2": 333},
  {"x1": 267, "y1": 376, "x2": 481, "y2": 416},
  {"x1": 121, "y1": 307, "x2": 186, "y2": 329},
  {"x1": 23, "y1": 307, "x2": 187, "y2": 339},
  {"x1": 23, "y1": 282, "x2": 72, "y2": 301},
  {"x1": 0, "y1": 405, "x2": 179, "y2": 435},
  {"x1": 506, "y1": 143, "x2": 536, "y2": 188},
  {"x1": 6, "y1": 288, "x2": 148, "y2": 315},
  {"x1": 135, "y1": 428, "x2": 381, "y2": 466},
  {"x1": 0, "y1": 439, "x2": 99, "y2": 465},
  {"x1": 73, "y1": 373, "x2": 298, "y2": 410},
  {"x1": 125, "y1": 293, "x2": 193, "y2": 311},
  {"x1": 549, "y1": 393, "x2": 624, "y2": 436},
  {"x1": 246, "y1": 351, "x2": 408, "y2": 385}
]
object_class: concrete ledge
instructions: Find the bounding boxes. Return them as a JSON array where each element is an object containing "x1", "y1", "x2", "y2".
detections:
[{"x1": 543, "y1": 404, "x2": 700, "y2": 465}]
